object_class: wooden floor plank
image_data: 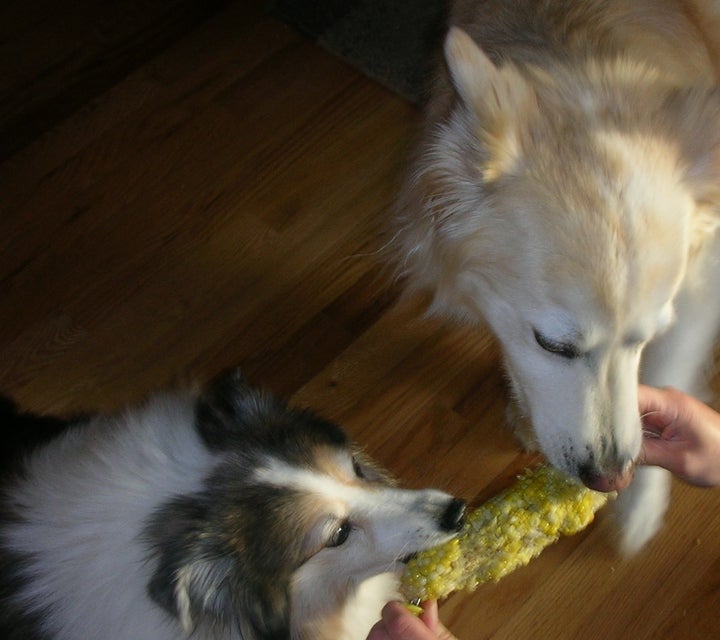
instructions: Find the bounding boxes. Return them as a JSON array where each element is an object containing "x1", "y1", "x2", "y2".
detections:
[{"x1": 0, "y1": 0, "x2": 233, "y2": 160}]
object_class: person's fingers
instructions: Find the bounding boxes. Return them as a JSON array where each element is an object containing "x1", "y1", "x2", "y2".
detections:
[
  {"x1": 638, "y1": 385, "x2": 673, "y2": 433},
  {"x1": 638, "y1": 431, "x2": 677, "y2": 469},
  {"x1": 419, "y1": 600, "x2": 458, "y2": 640},
  {"x1": 637, "y1": 384, "x2": 658, "y2": 407},
  {"x1": 637, "y1": 385, "x2": 720, "y2": 487},
  {"x1": 380, "y1": 602, "x2": 437, "y2": 639},
  {"x1": 366, "y1": 619, "x2": 391, "y2": 640},
  {"x1": 419, "y1": 600, "x2": 440, "y2": 630}
]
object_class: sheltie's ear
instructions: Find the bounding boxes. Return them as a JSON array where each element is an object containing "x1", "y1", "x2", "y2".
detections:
[
  {"x1": 145, "y1": 496, "x2": 233, "y2": 633},
  {"x1": 145, "y1": 495, "x2": 290, "y2": 639},
  {"x1": 195, "y1": 367, "x2": 284, "y2": 449},
  {"x1": 153, "y1": 555, "x2": 234, "y2": 633}
]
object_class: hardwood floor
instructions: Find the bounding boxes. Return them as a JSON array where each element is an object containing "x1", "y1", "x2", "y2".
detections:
[{"x1": 1, "y1": 2, "x2": 719, "y2": 638}]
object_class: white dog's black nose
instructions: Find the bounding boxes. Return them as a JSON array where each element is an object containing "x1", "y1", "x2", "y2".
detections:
[{"x1": 440, "y1": 498, "x2": 467, "y2": 531}]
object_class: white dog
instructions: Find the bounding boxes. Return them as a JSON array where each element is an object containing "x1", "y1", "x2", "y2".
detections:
[
  {"x1": 394, "y1": 0, "x2": 720, "y2": 554},
  {"x1": 0, "y1": 369, "x2": 465, "y2": 639}
]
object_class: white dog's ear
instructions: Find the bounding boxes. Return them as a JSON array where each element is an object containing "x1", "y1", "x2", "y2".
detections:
[
  {"x1": 444, "y1": 27, "x2": 535, "y2": 180},
  {"x1": 445, "y1": 27, "x2": 502, "y2": 107}
]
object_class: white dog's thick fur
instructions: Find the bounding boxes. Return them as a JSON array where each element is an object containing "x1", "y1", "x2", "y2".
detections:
[
  {"x1": 0, "y1": 370, "x2": 465, "y2": 639},
  {"x1": 394, "y1": 0, "x2": 720, "y2": 554}
]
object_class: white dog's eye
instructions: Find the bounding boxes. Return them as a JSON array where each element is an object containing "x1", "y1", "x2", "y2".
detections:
[
  {"x1": 534, "y1": 330, "x2": 581, "y2": 360},
  {"x1": 352, "y1": 456, "x2": 365, "y2": 479},
  {"x1": 327, "y1": 521, "x2": 352, "y2": 548}
]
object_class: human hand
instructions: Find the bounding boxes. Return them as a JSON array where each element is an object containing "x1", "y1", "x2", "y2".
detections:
[
  {"x1": 638, "y1": 385, "x2": 720, "y2": 487},
  {"x1": 366, "y1": 601, "x2": 458, "y2": 640}
]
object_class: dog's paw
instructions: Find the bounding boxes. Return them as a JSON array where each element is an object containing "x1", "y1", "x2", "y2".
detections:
[{"x1": 612, "y1": 466, "x2": 671, "y2": 556}]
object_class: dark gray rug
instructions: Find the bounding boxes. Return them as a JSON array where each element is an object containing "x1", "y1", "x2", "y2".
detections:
[{"x1": 268, "y1": 0, "x2": 449, "y2": 103}]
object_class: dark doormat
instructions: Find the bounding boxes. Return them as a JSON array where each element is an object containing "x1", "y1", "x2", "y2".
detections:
[{"x1": 268, "y1": 0, "x2": 449, "y2": 103}]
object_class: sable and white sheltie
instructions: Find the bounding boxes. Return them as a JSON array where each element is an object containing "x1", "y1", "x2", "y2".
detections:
[
  {"x1": 0, "y1": 369, "x2": 466, "y2": 640},
  {"x1": 394, "y1": 0, "x2": 720, "y2": 554}
]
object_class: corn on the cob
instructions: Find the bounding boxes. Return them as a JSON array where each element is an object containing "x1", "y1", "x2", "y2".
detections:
[{"x1": 401, "y1": 464, "x2": 609, "y2": 601}]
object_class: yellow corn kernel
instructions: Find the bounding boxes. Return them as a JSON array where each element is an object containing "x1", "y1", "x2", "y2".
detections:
[
  {"x1": 401, "y1": 465, "x2": 609, "y2": 601},
  {"x1": 403, "y1": 603, "x2": 424, "y2": 616}
]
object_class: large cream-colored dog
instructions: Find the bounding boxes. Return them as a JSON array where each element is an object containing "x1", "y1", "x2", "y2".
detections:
[{"x1": 394, "y1": 0, "x2": 720, "y2": 554}]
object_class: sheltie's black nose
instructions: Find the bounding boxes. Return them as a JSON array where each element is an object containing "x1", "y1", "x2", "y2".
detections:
[{"x1": 440, "y1": 498, "x2": 467, "y2": 532}]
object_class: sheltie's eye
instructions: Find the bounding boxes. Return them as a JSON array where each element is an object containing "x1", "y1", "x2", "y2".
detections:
[{"x1": 327, "y1": 521, "x2": 352, "y2": 548}]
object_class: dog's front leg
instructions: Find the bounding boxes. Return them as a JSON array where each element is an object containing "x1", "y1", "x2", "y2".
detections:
[{"x1": 613, "y1": 466, "x2": 671, "y2": 556}]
